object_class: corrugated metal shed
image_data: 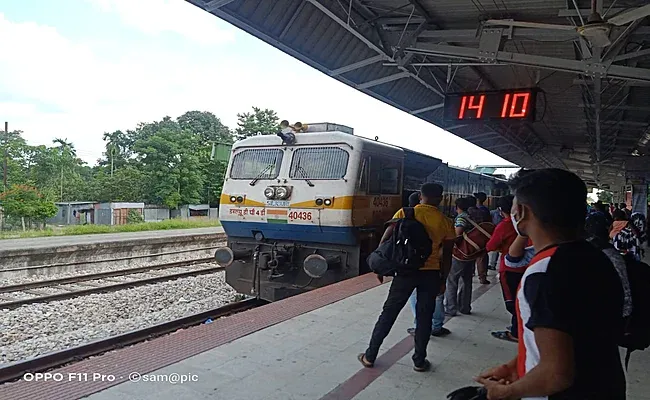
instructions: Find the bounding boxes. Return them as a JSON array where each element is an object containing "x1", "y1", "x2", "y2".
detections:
[{"x1": 187, "y1": 0, "x2": 650, "y2": 191}]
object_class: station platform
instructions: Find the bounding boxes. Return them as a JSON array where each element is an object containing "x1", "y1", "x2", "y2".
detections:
[
  {"x1": 2, "y1": 272, "x2": 649, "y2": 400},
  {"x1": 0, "y1": 227, "x2": 225, "y2": 252}
]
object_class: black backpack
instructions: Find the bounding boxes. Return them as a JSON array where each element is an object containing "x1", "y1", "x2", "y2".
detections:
[
  {"x1": 366, "y1": 207, "x2": 433, "y2": 277},
  {"x1": 619, "y1": 253, "x2": 650, "y2": 369}
]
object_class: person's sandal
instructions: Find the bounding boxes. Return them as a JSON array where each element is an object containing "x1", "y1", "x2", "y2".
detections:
[
  {"x1": 358, "y1": 353, "x2": 374, "y2": 368},
  {"x1": 491, "y1": 330, "x2": 518, "y2": 343},
  {"x1": 413, "y1": 359, "x2": 431, "y2": 372}
]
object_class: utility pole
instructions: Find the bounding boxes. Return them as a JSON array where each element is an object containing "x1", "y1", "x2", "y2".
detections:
[{"x1": 3, "y1": 121, "x2": 8, "y2": 192}]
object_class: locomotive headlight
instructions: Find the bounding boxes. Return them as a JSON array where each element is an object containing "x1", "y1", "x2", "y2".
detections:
[
  {"x1": 323, "y1": 198, "x2": 332, "y2": 206},
  {"x1": 264, "y1": 187, "x2": 276, "y2": 199},
  {"x1": 229, "y1": 196, "x2": 237, "y2": 203},
  {"x1": 315, "y1": 198, "x2": 323, "y2": 206},
  {"x1": 236, "y1": 196, "x2": 244, "y2": 203},
  {"x1": 275, "y1": 186, "x2": 289, "y2": 199}
]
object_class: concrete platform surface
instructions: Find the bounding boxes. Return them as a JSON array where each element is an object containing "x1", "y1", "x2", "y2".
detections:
[
  {"x1": 0, "y1": 227, "x2": 225, "y2": 251},
  {"x1": 83, "y1": 277, "x2": 650, "y2": 400}
]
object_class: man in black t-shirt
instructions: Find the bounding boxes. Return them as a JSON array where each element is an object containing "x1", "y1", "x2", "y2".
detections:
[{"x1": 476, "y1": 169, "x2": 625, "y2": 400}]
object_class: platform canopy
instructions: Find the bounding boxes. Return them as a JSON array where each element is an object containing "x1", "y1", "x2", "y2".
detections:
[{"x1": 187, "y1": 0, "x2": 650, "y2": 190}]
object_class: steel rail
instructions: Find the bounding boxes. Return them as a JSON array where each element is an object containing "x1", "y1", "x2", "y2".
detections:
[
  {"x1": 0, "y1": 257, "x2": 216, "y2": 294},
  {"x1": 0, "y1": 298, "x2": 265, "y2": 384},
  {"x1": 0, "y1": 265, "x2": 224, "y2": 309}
]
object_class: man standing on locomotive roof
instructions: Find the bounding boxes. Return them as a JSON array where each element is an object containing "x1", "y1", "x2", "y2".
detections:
[{"x1": 359, "y1": 183, "x2": 455, "y2": 372}]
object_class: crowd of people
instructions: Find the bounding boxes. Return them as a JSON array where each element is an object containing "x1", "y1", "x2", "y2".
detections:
[{"x1": 359, "y1": 168, "x2": 648, "y2": 399}]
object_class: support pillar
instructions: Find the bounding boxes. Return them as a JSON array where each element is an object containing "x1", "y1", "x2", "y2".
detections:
[{"x1": 631, "y1": 184, "x2": 648, "y2": 215}]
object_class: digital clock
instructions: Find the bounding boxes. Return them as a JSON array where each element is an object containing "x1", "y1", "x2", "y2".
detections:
[{"x1": 443, "y1": 89, "x2": 537, "y2": 122}]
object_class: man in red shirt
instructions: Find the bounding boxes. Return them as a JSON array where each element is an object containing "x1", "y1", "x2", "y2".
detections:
[{"x1": 485, "y1": 195, "x2": 520, "y2": 343}]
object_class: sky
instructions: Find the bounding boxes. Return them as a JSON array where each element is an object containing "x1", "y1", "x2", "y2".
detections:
[{"x1": 0, "y1": 0, "x2": 514, "y2": 170}]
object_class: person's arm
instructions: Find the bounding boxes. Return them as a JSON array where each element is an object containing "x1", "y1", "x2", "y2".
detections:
[
  {"x1": 379, "y1": 209, "x2": 404, "y2": 244},
  {"x1": 478, "y1": 328, "x2": 574, "y2": 399},
  {"x1": 440, "y1": 239, "x2": 454, "y2": 280},
  {"x1": 485, "y1": 223, "x2": 503, "y2": 252},
  {"x1": 379, "y1": 225, "x2": 393, "y2": 244},
  {"x1": 508, "y1": 235, "x2": 528, "y2": 258}
]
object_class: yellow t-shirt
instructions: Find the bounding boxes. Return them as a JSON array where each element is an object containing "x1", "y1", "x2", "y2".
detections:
[{"x1": 393, "y1": 204, "x2": 456, "y2": 270}]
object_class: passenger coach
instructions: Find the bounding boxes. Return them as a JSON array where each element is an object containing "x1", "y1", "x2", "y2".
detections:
[{"x1": 214, "y1": 123, "x2": 507, "y2": 301}]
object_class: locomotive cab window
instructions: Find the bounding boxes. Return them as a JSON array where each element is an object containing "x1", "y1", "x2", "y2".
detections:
[
  {"x1": 367, "y1": 156, "x2": 401, "y2": 195},
  {"x1": 289, "y1": 147, "x2": 349, "y2": 180},
  {"x1": 230, "y1": 149, "x2": 283, "y2": 180}
]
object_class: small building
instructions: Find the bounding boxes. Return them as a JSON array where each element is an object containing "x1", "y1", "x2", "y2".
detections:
[
  {"x1": 173, "y1": 204, "x2": 219, "y2": 220},
  {"x1": 143, "y1": 204, "x2": 171, "y2": 222},
  {"x1": 49, "y1": 202, "x2": 97, "y2": 225},
  {"x1": 95, "y1": 202, "x2": 145, "y2": 225}
]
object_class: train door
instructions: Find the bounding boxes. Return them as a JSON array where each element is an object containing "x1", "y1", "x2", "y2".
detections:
[{"x1": 353, "y1": 153, "x2": 403, "y2": 273}]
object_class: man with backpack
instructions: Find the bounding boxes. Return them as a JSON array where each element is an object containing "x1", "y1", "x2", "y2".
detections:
[
  {"x1": 476, "y1": 168, "x2": 626, "y2": 400},
  {"x1": 360, "y1": 183, "x2": 455, "y2": 372}
]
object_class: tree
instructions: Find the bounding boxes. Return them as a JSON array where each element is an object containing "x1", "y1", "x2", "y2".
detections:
[
  {"x1": 598, "y1": 190, "x2": 614, "y2": 204},
  {"x1": 178, "y1": 111, "x2": 232, "y2": 144},
  {"x1": 0, "y1": 185, "x2": 57, "y2": 230},
  {"x1": 133, "y1": 119, "x2": 204, "y2": 208},
  {"x1": 101, "y1": 130, "x2": 135, "y2": 175},
  {"x1": 235, "y1": 107, "x2": 279, "y2": 140}
]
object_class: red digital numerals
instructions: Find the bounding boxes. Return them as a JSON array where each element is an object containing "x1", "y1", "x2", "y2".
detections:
[
  {"x1": 500, "y1": 92, "x2": 530, "y2": 118},
  {"x1": 457, "y1": 92, "x2": 531, "y2": 120},
  {"x1": 458, "y1": 95, "x2": 485, "y2": 119}
]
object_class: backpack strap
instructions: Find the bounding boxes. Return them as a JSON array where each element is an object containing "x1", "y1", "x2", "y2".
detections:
[
  {"x1": 384, "y1": 207, "x2": 415, "y2": 227},
  {"x1": 465, "y1": 216, "x2": 492, "y2": 238}
]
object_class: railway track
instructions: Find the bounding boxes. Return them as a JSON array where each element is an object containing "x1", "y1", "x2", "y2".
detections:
[
  {"x1": 0, "y1": 258, "x2": 223, "y2": 309},
  {"x1": 0, "y1": 297, "x2": 265, "y2": 384}
]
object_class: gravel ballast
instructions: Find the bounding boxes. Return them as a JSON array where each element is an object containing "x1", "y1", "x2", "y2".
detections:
[{"x1": 0, "y1": 270, "x2": 238, "y2": 364}]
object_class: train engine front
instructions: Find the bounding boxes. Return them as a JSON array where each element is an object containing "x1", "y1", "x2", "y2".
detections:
[{"x1": 215, "y1": 124, "x2": 368, "y2": 302}]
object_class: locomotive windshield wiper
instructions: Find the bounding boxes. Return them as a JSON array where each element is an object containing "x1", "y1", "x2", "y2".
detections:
[
  {"x1": 249, "y1": 164, "x2": 273, "y2": 186},
  {"x1": 295, "y1": 165, "x2": 314, "y2": 187}
]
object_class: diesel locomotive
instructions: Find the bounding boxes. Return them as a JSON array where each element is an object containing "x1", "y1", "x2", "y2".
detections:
[{"x1": 214, "y1": 123, "x2": 508, "y2": 301}]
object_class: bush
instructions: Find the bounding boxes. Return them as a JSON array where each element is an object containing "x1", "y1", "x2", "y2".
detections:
[
  {"x1": 0, "y1": 218, "x2": 221, "y2": 239},
  {"x1": 127, "y1": 209, "x2": 144, "y2": 224}
]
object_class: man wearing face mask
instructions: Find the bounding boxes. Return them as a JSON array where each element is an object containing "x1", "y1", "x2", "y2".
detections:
[{"x1": 476, "y1": 168, "x2": 625, "y2": 400}]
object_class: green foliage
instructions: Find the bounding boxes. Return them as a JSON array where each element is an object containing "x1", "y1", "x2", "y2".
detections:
[
  {"x1": 235, "y1": 107, "x2": 279, "y2": 140},
  {"x1": 598, "y1": 190, "x2": 614, "y2": 204},
  {"x1": 0, "y1": 185, "x2": 57, "y2": 227},
  {"x1": 0, "y1": 107, "x2": 277, "y2": 231},
  {"x1": 127, "y1": 209, "x2": 145, "y2": 224}
]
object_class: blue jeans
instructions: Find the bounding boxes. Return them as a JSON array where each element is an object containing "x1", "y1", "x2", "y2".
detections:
[{"x1": 409, "y1": 290, "x2": 445, "y2": 331}]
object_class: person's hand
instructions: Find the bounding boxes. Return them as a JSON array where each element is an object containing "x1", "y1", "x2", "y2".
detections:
[
  {"x1": 474, "y1": 377, "x2": 513, "y2": 400},
  {"x1": 478, "y1": 363, "x2": 518, "y2": 383},
  {"x1": 376, "y1": 274, "x2": 384, "y2": 284}
]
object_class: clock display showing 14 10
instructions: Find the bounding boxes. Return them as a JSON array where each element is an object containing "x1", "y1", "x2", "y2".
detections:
[{"x1": 443, "y1": 88, "x2": 538, "y2": 122}]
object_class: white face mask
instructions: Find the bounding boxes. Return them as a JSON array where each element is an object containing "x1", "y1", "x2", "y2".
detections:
[{"x1": 511, "y1": 209, "x2": 527, "y2": 238}]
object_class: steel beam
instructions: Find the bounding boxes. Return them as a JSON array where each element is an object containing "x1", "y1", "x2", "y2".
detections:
[
  {"x1": 408, "y1": 44, "x2": 650, "y2": 83},
  {"x1": 279, "y1": 1, "x2": 306, "y2": 40},
  {"x1": 464, "y1": 131, "x2": 499, "y2": 141},
  {"x1": 378, "y1": 17, "x2": 426, "y2": 25},
  {"x1": 305, "y1": 0, "x2": 444, "y2": 98},
  {"x1": 417, "y1": 27, "x2": 650, "y2": 43},
  {"x1": 204, "y1": 0, "x2": 237, "y2": 11},
  {"x1": 558, "y1": 8, "x2": 625, "y2": 17},
  {"x1": 614, "y1": 48, "x2": 650, "y2": 63},
  {"x1": 410, "y1": 103, "x2": 444, "y2": 114},
  {"x1": 357, "y1": 72, "x2": 409, "y2": 89},
  {"x1": 329, "y1": 55, "x2": 386, "y2": 76}
]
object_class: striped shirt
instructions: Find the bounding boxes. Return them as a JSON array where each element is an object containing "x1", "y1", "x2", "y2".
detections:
[{"x1": 515, "y1": 241, "x2": 625, "y2": 399}]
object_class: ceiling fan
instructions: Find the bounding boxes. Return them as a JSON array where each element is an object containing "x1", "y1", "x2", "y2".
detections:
[{"x1": 484, "y1": 2, "x2": 650, "y2": 47}]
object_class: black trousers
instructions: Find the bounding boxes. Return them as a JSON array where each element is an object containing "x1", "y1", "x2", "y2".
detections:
[
  {"x1": 500, "y1": 270, "x2": 524, "y2": 338},
  {"x1": 365, "y1": 269, "x2": 440, "y2": 366}
]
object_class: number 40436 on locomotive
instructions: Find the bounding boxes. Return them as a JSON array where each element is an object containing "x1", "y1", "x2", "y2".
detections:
[{"x1": 213, "y1": 122, "x2": 508, "y2": 302}]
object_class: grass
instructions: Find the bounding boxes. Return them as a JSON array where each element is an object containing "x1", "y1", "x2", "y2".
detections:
[{"x1": 0, "y1": 219, "x2": 222, "y2": 240}]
